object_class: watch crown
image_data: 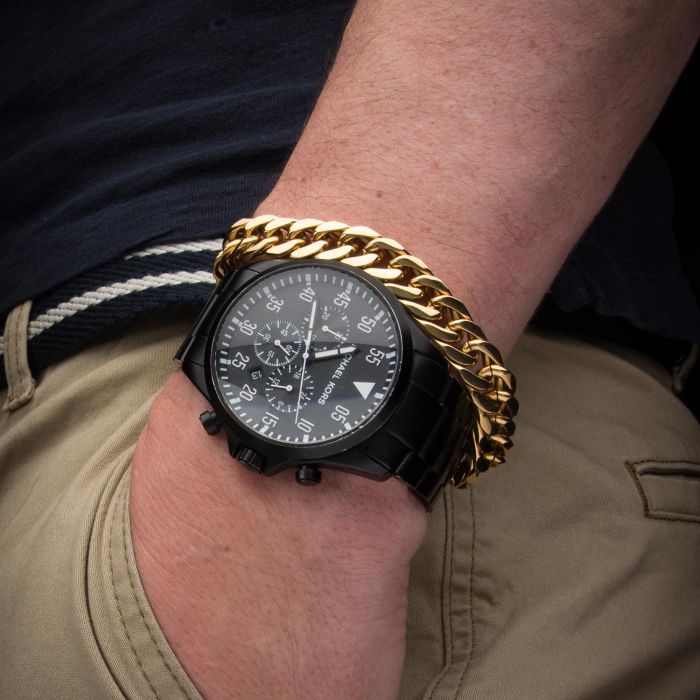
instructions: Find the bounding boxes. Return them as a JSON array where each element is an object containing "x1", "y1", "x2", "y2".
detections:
[
  {"x1": 233, "y1": 445, "x2": 265, "y2": 473},
  {"x1": 295, "y1": 465, "x2": 322, "y2": 486}
]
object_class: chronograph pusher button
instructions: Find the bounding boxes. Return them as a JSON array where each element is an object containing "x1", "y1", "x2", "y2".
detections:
[
  {"x1": 295, "y1": 465, "x2": 322, "y2": 486},
  {"x1": 199, "y1": 410, "x2": 222, "y2": 435}
]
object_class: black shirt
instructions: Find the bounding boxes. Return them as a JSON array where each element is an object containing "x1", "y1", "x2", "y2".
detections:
[{"x1": 2, "y1": 1, "x2": 698, "y2": 348}]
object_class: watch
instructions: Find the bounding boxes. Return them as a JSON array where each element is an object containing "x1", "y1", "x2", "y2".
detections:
[{"x1": 176, "y1": 215, "x2": 517, "y2": 508}]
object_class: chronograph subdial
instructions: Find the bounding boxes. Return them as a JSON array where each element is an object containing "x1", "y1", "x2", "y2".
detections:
[
  {"x1": 312, "y1": 305, "x2": 351, "y2": 347},
  {"x1": 253, "y1": 320, "x2": 302, "y2": 367},
  {"x1": 264, "y1": 365, "x2": 315, "y2": 413}
]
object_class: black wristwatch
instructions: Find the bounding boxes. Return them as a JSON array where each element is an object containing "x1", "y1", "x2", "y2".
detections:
[{"x1": 176, "y1": 258, "x2": 475, "y2": 508}]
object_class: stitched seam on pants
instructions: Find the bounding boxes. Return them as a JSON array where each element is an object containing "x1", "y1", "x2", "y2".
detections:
[
  {"x1": 5, "y1": 303, "x2": 34, "y2": 407},
  {"x1": 440, "y1": 488, "x2": 451, "y2": 666},
  {"x1": 8, "y1": 307, "x2": 22, "y2": 397},
  {"x1": 447, "y1": 488, "x2": 455, "y2": 665},
  {"x1": 454, "y1": 487, "x2": 476, "y2": 698},
  {"x1": 449, "y1": 487, "x2": 457, "y2": 666},
  {"x1": 109, "y1": 482, "x2": 160, "y2": 698},
  {"x1": 427, "y1": 487, "x2": 455, "y2": 700},
  {"x1": 626, "y1": 459, "x2": 700, "y2": 525},
  {"x1": 121, "y1": 480, "x2": 197, "y2": 700},
  {"x1": 84, "y1": 474, "x2": 128, "y2": 698}
]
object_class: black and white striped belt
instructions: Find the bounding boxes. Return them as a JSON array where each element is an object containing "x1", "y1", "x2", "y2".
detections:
[{"x1": 0, "y1": 239, "x2": 221, "y2": 390}]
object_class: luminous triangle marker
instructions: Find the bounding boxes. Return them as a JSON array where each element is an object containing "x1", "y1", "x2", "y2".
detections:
[{"x1": 353, "y1": 381, "x2": 375, "y2": 400}]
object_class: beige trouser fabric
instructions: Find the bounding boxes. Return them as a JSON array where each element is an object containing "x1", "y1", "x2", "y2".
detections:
[{"x1": 1, "y1": 309, "x2": 699, "y2": 699}]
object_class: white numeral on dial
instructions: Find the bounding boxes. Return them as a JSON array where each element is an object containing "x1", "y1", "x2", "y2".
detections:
[
  {"x1": 266, "y1": 295, "x2": 284, "y2": 313},
  {"x1": 297, "y1": 418, "x2": 314, "y2": 433},
  {"x1": 231, "y1": 351, "x2": 249, "y2": 369},
  {"x1": 239, "y1": 319, "x2": 257, "y2": 336},
  {"x1": 262, "y1": 411, "x2": 279, "y2": 428},
  {"x1": 299, "y1": 287, "x2": 315, "y2": 303},
  {"x1": 331, "y1": 405, "x2": 350, "y2": 422},
  {"x1": 333, "y1": 291, "x2": 351, "y2": 309},
  {"x1": 239, "y1": 383, "x2": 257, "y2": 402},
  {"x1": 357, "y1": 316, "x2": 376, "y2": 334},
  {"x1": 365, "y1": 347, "x2": 385, "y2": 366}
]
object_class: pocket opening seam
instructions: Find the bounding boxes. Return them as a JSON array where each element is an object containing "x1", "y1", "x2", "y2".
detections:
[{"x1": 626, "y1": 459, "x2": 700, "y2": 525}]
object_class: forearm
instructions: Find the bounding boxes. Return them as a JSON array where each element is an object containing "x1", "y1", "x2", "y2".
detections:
[
  {"x1": 131, "y1": 3, "x2": 699, "y2": 699},
  {"x1": 261, "y1": 0, "x2": 699, "y2": 355}
]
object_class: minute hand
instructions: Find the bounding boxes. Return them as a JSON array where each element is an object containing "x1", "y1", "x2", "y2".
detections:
[{"x1": 295, "y1": 300, "x2": 316, "y2": 425}]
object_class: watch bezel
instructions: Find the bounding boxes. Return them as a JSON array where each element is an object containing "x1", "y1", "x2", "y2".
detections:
[{"x1": 203, "y1": 259, "x2": 416, "y2": 472}]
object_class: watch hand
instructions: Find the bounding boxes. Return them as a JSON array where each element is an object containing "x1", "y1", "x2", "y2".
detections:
[
  {"x1": 268, "y1": 382, "x2": 293, "y2": 391},
  {"x1": 321, "y1": 324, "x2": 346, "y2": 341},
  {"x1": 296, "y1": 300, "x2": 317, "y2": 424},
  {"x1": 313, "y1": 346, "x2": 357, "y2": 360},
  {"x1": 273, "y1": 339, "x2": 291, "y2": 356}
]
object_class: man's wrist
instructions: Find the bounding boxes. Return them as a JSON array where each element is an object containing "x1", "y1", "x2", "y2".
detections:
[
  {"x1": 134, "y1": 372, "x2": 426, "y2": 533},
  {"x1": 130, "y1": 371, "x2": 426, "y2": 698}
]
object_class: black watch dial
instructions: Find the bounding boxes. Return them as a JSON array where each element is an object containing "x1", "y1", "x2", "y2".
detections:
[{"x1": 211, "y1": 263, "x2": 402, "y2": 446}]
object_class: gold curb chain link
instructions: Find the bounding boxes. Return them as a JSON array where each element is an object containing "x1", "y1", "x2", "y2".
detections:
[{"x1": 213, "y1": 214, "x2": 518, "y2": 487}]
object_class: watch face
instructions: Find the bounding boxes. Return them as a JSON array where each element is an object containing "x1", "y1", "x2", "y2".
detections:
[{"x1": 210, "y1": 263, "x2": 403, "y2": 446}]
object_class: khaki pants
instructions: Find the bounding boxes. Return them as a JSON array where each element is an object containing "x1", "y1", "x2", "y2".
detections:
[{"x1": 1, "y1": 307, "x2": 699, "y2": 699}]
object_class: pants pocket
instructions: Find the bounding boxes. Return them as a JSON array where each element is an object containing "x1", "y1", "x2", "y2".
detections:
[{"x1": 627, "y1": 459, "x2": 700, "y2": 524}]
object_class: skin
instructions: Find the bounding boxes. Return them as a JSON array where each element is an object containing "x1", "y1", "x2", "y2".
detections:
[{"x1": 130, "y1": 2, "x2": 700, "y2": 698}]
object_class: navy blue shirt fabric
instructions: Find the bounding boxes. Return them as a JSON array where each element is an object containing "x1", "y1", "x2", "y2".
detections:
[
  {"x1": 1, "y1": 0, "x2": 699, "y2": 343},
  {"x1": 545, "y1": 140, "x2": 700, "y2": 343},
  {"x1": 1, "y1": 0, "x2": 352, "y2": 315}
]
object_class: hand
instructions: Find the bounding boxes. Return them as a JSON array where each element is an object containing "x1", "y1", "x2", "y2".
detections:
[
  {"x1": 312, "y1": 345, "x2": 357, "y2": 360},
  {"x1": 267, "y1": 381, "x2": 293, "y2": 391},
  {"x1": 273, "y1": 338, "x2": 291, "y2": 357},
  {"x1": 131, "y1": 372, "x2": 427, "y2": 700},
  {"x1": 320, "y1": 324, "x2": 347, "y2": 341},
  {"x1": 295, "y1": 299, "x2": 316, "y2": 424}
]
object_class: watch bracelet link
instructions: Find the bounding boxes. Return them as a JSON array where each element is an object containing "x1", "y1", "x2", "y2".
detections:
[{"x1": 213, "y1": 214, "x2": 518, "y2": 487}]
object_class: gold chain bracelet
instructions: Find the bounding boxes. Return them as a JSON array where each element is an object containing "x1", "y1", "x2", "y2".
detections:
[{"x1": 213, "y1": 214, "x2": 518, "y2": 487}]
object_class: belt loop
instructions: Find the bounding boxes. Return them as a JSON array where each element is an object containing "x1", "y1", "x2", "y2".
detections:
[{"x1": 3, "y1": 300, "x2": 36, "y2": 412}]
